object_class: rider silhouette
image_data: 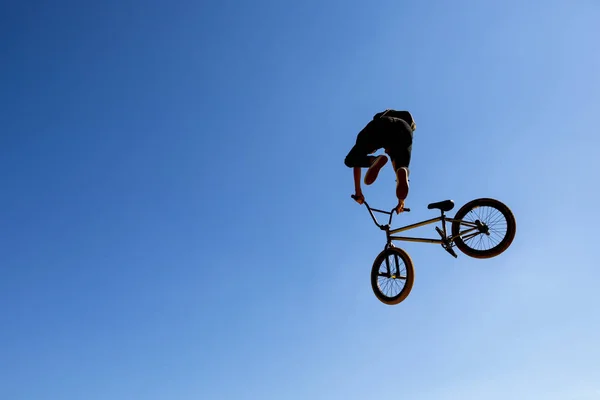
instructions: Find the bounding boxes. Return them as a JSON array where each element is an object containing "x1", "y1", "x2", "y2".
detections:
[{"x1": 344, "y1": 109, "x2": 416, "y2": 213}]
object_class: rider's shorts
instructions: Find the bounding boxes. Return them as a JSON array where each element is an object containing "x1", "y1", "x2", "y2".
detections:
[
  {"x1": 381, "y1": 117, "x2": 413, "y2": 169},
  {"x1": 344, "y1": 117, "x2": 413, "y2": 170}
]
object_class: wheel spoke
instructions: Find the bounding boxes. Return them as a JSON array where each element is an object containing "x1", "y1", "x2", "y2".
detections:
[{"x1": 377, "y1": 252, "x2": 406, "y2": 298}]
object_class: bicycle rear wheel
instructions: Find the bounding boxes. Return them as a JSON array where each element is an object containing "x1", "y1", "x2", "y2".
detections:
[
  {"x1": 451, "y1": 198, "x2": 516, "y2": 259},
  {"x1": 370, "y1": 247, "x2": 414, "y2": 305}
]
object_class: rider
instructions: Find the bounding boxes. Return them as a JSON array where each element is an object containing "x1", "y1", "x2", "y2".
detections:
[{"x1": 344, "y1": 109, "x2": 416, "y2": 213}]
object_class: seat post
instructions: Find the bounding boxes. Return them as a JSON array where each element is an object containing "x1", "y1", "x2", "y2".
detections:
[{"x1": 440, "y1": 210, "x2": 447, "y2": 235}]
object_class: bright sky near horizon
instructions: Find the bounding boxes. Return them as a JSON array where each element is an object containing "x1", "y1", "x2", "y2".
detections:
[{"x1": 1, "y1": 0, "x2": 599, "y2": 399}]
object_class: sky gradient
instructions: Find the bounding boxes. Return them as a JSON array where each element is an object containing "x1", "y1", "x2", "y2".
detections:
[{"x1": 1, "y1": 0, "x2": 599, "y2": 399}]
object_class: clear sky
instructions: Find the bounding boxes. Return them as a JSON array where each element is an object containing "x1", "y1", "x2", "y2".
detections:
[{"x1": 1, "y1": 0, "x2": 599, "y2": 399}]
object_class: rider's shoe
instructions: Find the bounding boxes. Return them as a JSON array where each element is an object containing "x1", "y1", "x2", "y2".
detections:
[
  {"x1": 395, "y1": 167, "x2": 409, "y2": 200},
  {"x1": 364, "y1": 155, "x2": 388, "y2": 185}
]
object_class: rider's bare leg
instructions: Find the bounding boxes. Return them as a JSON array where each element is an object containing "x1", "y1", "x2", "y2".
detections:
[
  {"x1": 390, "y1": 157, "x2": 410, "y2": 213},
  {"x1": 364, "y1": 154, "x2": 388, "y2": 185}
]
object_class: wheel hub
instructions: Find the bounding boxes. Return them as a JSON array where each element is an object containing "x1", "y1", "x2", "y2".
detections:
[{"x1": 475, "y1": 219, "x2": 490, "y2": 235}]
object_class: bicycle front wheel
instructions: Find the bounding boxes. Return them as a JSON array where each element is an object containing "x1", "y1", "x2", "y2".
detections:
[
  {"x1": 370, "y1": 247, "x2": 415, "y2": 305},
  {"x1": 451, "y1": 198, "x2": 516, "y2": 259}
]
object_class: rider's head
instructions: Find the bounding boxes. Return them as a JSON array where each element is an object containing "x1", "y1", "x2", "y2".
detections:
[{"x1": 405, "y1": 113, "x2": 416, "y2": 131}]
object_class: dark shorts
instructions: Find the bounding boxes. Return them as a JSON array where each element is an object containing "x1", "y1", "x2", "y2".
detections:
[{"x1": 344, "y1": 117, "x2": 413, "y2": 170}]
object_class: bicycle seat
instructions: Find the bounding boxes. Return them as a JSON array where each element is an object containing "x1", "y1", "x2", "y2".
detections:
[{"x1": 427, "y1": 200, "x2": 454, "y2": 212}]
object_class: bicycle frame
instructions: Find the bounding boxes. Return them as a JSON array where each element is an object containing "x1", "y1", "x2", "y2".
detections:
[{"x1": 358, "y1": 200, "x2": 484, "y2": 249}]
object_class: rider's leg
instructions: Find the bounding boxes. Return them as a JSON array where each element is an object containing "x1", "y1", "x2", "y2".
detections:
[
  {"x1": 384, "y1": 121, "x2": 413, "y2": 203},
  {"x1": 344, "y1": 121, "x2": 387, "y2": 185},
  {"x1": 344, "y1": 126, "x2": 378, "y2": 169},
  {"x1": 363, "y1": 154, "x2": 388, "y2": 185},
  {"x1": 394, "y1": 163, "x2": 410, "y2": 200},
  {"x1": 344, "y1": 146, "x2": 377, "y2": 168}
]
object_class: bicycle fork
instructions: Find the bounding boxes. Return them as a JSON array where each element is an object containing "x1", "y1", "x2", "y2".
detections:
[
  {"x1": 382, "y1": 228, "x2": 404, "y2": 279},
  {"x1": 382, "y1": 249, "x2": 404, "y2": 280}
]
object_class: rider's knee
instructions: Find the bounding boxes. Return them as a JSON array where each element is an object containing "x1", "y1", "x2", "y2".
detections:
[{"x1": 344, "y1": 155, "x2": 354, "y2": 168}]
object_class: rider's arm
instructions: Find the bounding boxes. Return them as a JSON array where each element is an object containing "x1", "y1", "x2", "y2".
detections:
[{"x1": 353, "y1": 167, "x2": 363, "y2": 196}]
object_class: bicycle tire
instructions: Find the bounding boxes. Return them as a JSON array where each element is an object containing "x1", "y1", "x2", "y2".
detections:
[
  {"x1": 451, "y1": 198, "x2": 516, "y2": 259},
  {"x1": 370, "y1": 247, "x2": 415, "y2": 305}
]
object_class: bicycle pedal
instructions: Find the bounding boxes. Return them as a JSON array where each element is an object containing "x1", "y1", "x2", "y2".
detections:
[{"x1": 446, "y1": 247, "x2": 458, "y2": 258}]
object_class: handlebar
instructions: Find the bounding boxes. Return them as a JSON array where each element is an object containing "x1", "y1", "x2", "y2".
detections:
[{"x1": 351, "y1": 194, "x2": 410, "y2": 229}]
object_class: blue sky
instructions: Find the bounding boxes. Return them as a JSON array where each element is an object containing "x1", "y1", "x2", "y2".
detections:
[{"x1": 1, "y1": 0, "x2": 599, "y2": 399}]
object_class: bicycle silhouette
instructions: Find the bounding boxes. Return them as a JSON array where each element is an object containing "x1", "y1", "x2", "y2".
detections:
[{"x1": 351, "y1": 195, "x2": 517, "y2": 305}]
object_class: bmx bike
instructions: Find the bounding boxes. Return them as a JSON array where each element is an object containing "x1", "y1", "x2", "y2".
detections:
[{"x1": 351, "y1": 195, "x2": 517, "y2": 305}]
